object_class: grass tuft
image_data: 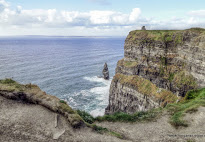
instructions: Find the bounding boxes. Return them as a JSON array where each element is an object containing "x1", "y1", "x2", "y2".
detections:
[
  {"x1": 95, "y1": 109, "x2": 161, "y2": 122},
  {"x1": 166, "y1": 88, "x2": 205, "y2": 128},
  {"x1": 77, "y1": 110, "x2": 95, "y2": 124},
  {"x1": 91, "y1": 124, "x2": 124, "y2": 139},
  {"x1": 0, "y1": 78, "x2": 16, "y2": 84},
  {"x1": 113, "y1": 74, "x2": 178, "y2": 106},
  {"x1": 59, "y1": 100, "x2": 67, "y2": 104}
]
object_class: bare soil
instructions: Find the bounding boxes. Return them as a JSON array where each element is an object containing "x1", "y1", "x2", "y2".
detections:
[{"x1": 1, "y1": 96, "x2": 205, "y2": 142}]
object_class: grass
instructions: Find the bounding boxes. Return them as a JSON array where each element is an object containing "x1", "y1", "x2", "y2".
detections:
[
  {"x1": 0, "y1": 78, "x2": 40, "y2": 92},
  {"x1": 77, "y1": 110, "x2": 95, "y2": 124},
  {"x1": 2, "y1": 78, "x2": 204, "y2": 130},
  {"x1": 117, "y1": 59, "x2": 138, "y2": 68},
  {"x1": 123, "y1": 61, "x2": 138, "y2": 68},
  {"x1": 59, "y1": 100, "x2": 67, "y2": 104},
  {"x1": 0, "y1": 78, "x2": 85, "y2": 128},
  {"x1": 166, "y1": 88, "x2": 205, "y2": 128},
  {"x1": 113, "y1": 73, "x2": 178, "y2": 106},
  {"x1": 0, "y1": 78, "x2": 25, "y2": 91},
  {"x1": 91, "y1": 125, "x2": 124, "y2": 139},
  {"x1": 58, "y1": 102, "x2": 76, "y2": 114},
  {"x1": 77, "y1": 88, "x2": 205, "y2": 129},
  {"x1": 126, "y1": 28, "x2": 205, "y2": 47},
  {"x1": 0, "y1": 78, "x2": 16, "y2": 84},
  {"x1": 76, "y1": 109, "x2": 158, "y2": 139},
  {"x1": 173, "y1": 71, "x2": 197, "y2": 89},
  {"x1": 95, "y1": 109, "x2": 161, "y2": 122}
]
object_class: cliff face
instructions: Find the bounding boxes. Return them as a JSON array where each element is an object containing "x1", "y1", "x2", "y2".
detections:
[
  {"x1": 0, "y1": 79, "x2": 126, "y2": 142},
  {"x1": 106, "y1": 28, "x2": 205, "y2": 114}
]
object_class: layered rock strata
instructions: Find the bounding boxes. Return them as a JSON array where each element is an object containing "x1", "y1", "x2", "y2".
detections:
[
  {"x1": 103, "y1": 63, "x2": 109, "y2": 80},
  {"x1": 106, "y1": 28, "x2": 205, "y2": 114}
]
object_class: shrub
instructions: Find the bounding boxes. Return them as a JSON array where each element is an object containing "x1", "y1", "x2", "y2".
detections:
[
  {"x1": 77, "y1": 110, "x2": 95, "y2": 124},
  {"x1": 59, "y1": 100, "x2": 67, "y2": 104},
  {"x1": 185, "y1": 89, "x2": 200, "y2": 100},
  {"x1": 95, "y1": 109, "x2": 160, "y2": 122}
]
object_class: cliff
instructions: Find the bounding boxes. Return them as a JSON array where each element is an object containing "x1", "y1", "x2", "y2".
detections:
[
  {"x1": 0, "y1": 79, "x2": 84, "y2": 128},
  {"x1": 1, "y1": 79, "x2": 205, "y2": 142},
  {"x1": 106, "y1": 28, "x2": 205, "y2": 114},
  {"x1": 0, "y1": 79, "x2": 126, "y2": 142}
]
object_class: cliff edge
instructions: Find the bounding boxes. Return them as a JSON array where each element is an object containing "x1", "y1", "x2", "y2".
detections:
[
  {"x1": 106, "y1": 28, "x2": 205, "y2": 114},
  {"x1": 0, "y1": 79, "x2": 125, "y2": 142}
]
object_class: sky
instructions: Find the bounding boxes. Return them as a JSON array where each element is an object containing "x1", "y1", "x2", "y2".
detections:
[{"x1": 0, "y1": 0, "x2": 205, "y2": 36}]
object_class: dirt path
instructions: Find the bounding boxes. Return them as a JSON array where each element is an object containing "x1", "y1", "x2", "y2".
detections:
[
  {"x1": 1, "y1": 95, "x2": 205, "y2": 142},
  {"x1": 97, "y1": 108, "x2": 205, "y2": 142},
  {"x1": 0, "y1": 96, "x2": 127, "y2": 142}
]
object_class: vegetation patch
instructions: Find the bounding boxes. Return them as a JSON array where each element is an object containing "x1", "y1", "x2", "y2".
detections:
[
  {"x1": 166, "y1": 88, "x2": 205, "y2": 128},
  {"x1": 76, "y1": 110, "x2": 124, "y2": 139},
  {"x1": 58, "y1": 102, "x2": 76, "y2": 114},
  {"x1": 79, "y1": 88, "x2": 205, "y2": 129},
  {"x1": 0, "y1": 78, "x2": 40, "y2": 92},
  {"x1": 59, "y1": 100, "x2": 67, "y2": 104},
  {"x1": 126, "y1": 28, "x2": 205, "y2": 47},
  {"x1": 0, "y1": 79, "x2": 84, "y2": 128},
  {"x1": 95, "y1": 109, "x2": 161, "y2": 122},
  {"x1": 113, "y1": 73, "x2": 178, "y2": 106},
  {"x1": 77, "y1": 110, "x2": 95, "y2": 124},
  {"x1": 0, "y1": 78, "x2": 16, "y2": 84},
  {"x1": 173, "y1": 71, "x2": 197, "y2": 88},
  {"x1": 124, "y1": 61, "x2": 138, "y2": 67},
  {"x1": 117, "y1": 59, "x2": 138, "y2": 68},
  {"x1": 127, "y1": 30, "x2": 184, "y2": 45},
  {"x1": 91, "y1": 124, "x2": 124, "y2": 139}
]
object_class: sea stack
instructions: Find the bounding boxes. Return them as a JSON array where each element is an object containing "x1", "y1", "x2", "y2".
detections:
[{"x1": 102, "y1": 63, "x2": 109, "y2": 80}]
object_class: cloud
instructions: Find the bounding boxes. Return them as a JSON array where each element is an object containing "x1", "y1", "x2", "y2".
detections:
[
  {"x1": 129, "y1": 8, "x2": 141, "y2": 23},
  {"x1": 0, "y1": 0, "x2": 9, "y2": 12},
  {"x1": 0, "y1": 0, "x2": 205, "y2": 36},
  {"x1": 0, "y1": 4, "x2": 142, "y2": 28},
  {"x1": 188, "y1": 10, "x2": 205, "y2": 17}
]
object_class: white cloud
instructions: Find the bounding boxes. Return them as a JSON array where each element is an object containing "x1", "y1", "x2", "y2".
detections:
[
  {"x1": 129, "y1": 8, "x2": 141, "y2": 23},
  {"x1": 0, "y1": 0, "x2": 9, "y2": 12},
  {"x1": 188, "y1": 10, "x2": 205, "y2": 17},
  {"x1": 90, "y1": 11, "x2": 114, "y2": 24},
  {"x1": 0, "y1": 0, "x2": 205, "y2": 36},
  {"x1": 0, "y1": 3, "x2": 141, "y2": 29}
]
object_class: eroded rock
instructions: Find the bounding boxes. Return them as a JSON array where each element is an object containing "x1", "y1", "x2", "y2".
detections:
[
  {"x1": 102, "y1": 63, "x2": 109, "y2": 80},
  {"x1": 106, "y1": 28, "x2": 205, "y2": 114}
]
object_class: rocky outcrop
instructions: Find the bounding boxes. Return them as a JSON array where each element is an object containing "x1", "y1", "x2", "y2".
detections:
[
  {"x1": 106, "y1": 28, "x2": 205, "y2": 114},
  {"x1": 0, "y1": 79, "x2": 84, "y2": 128},
  {"x1": 105, "y1": 73, "x2": 178, "y2": 114},
  {"x1": 103, "y1": 63, "x2": 109, "y2": 80}
]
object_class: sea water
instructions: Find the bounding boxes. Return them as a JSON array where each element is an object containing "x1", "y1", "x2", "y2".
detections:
[{"x1": 0, "y1": 36, "x2": 125, "y2": 116}]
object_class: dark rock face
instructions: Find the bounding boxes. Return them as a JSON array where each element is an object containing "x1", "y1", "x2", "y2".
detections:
[{"x1": 103, "y1": 63, "x2": 109, "y2": 80}]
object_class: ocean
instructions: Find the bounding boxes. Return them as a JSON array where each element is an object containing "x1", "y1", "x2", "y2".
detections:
[{"x1": 0, "y1": 36, "x2": 125, "y2": 116}]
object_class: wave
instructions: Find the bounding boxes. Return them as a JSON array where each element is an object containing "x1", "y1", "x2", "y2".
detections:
[
  {"x1": 62, "y1": 76, "x2": 111, "y2": 117},
  {"x1": 63, "y1": 76, "x2": 112, "y2": 117},
  {"x1": 83, "y1": 76, "x2": 111, "y2": 117}
]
